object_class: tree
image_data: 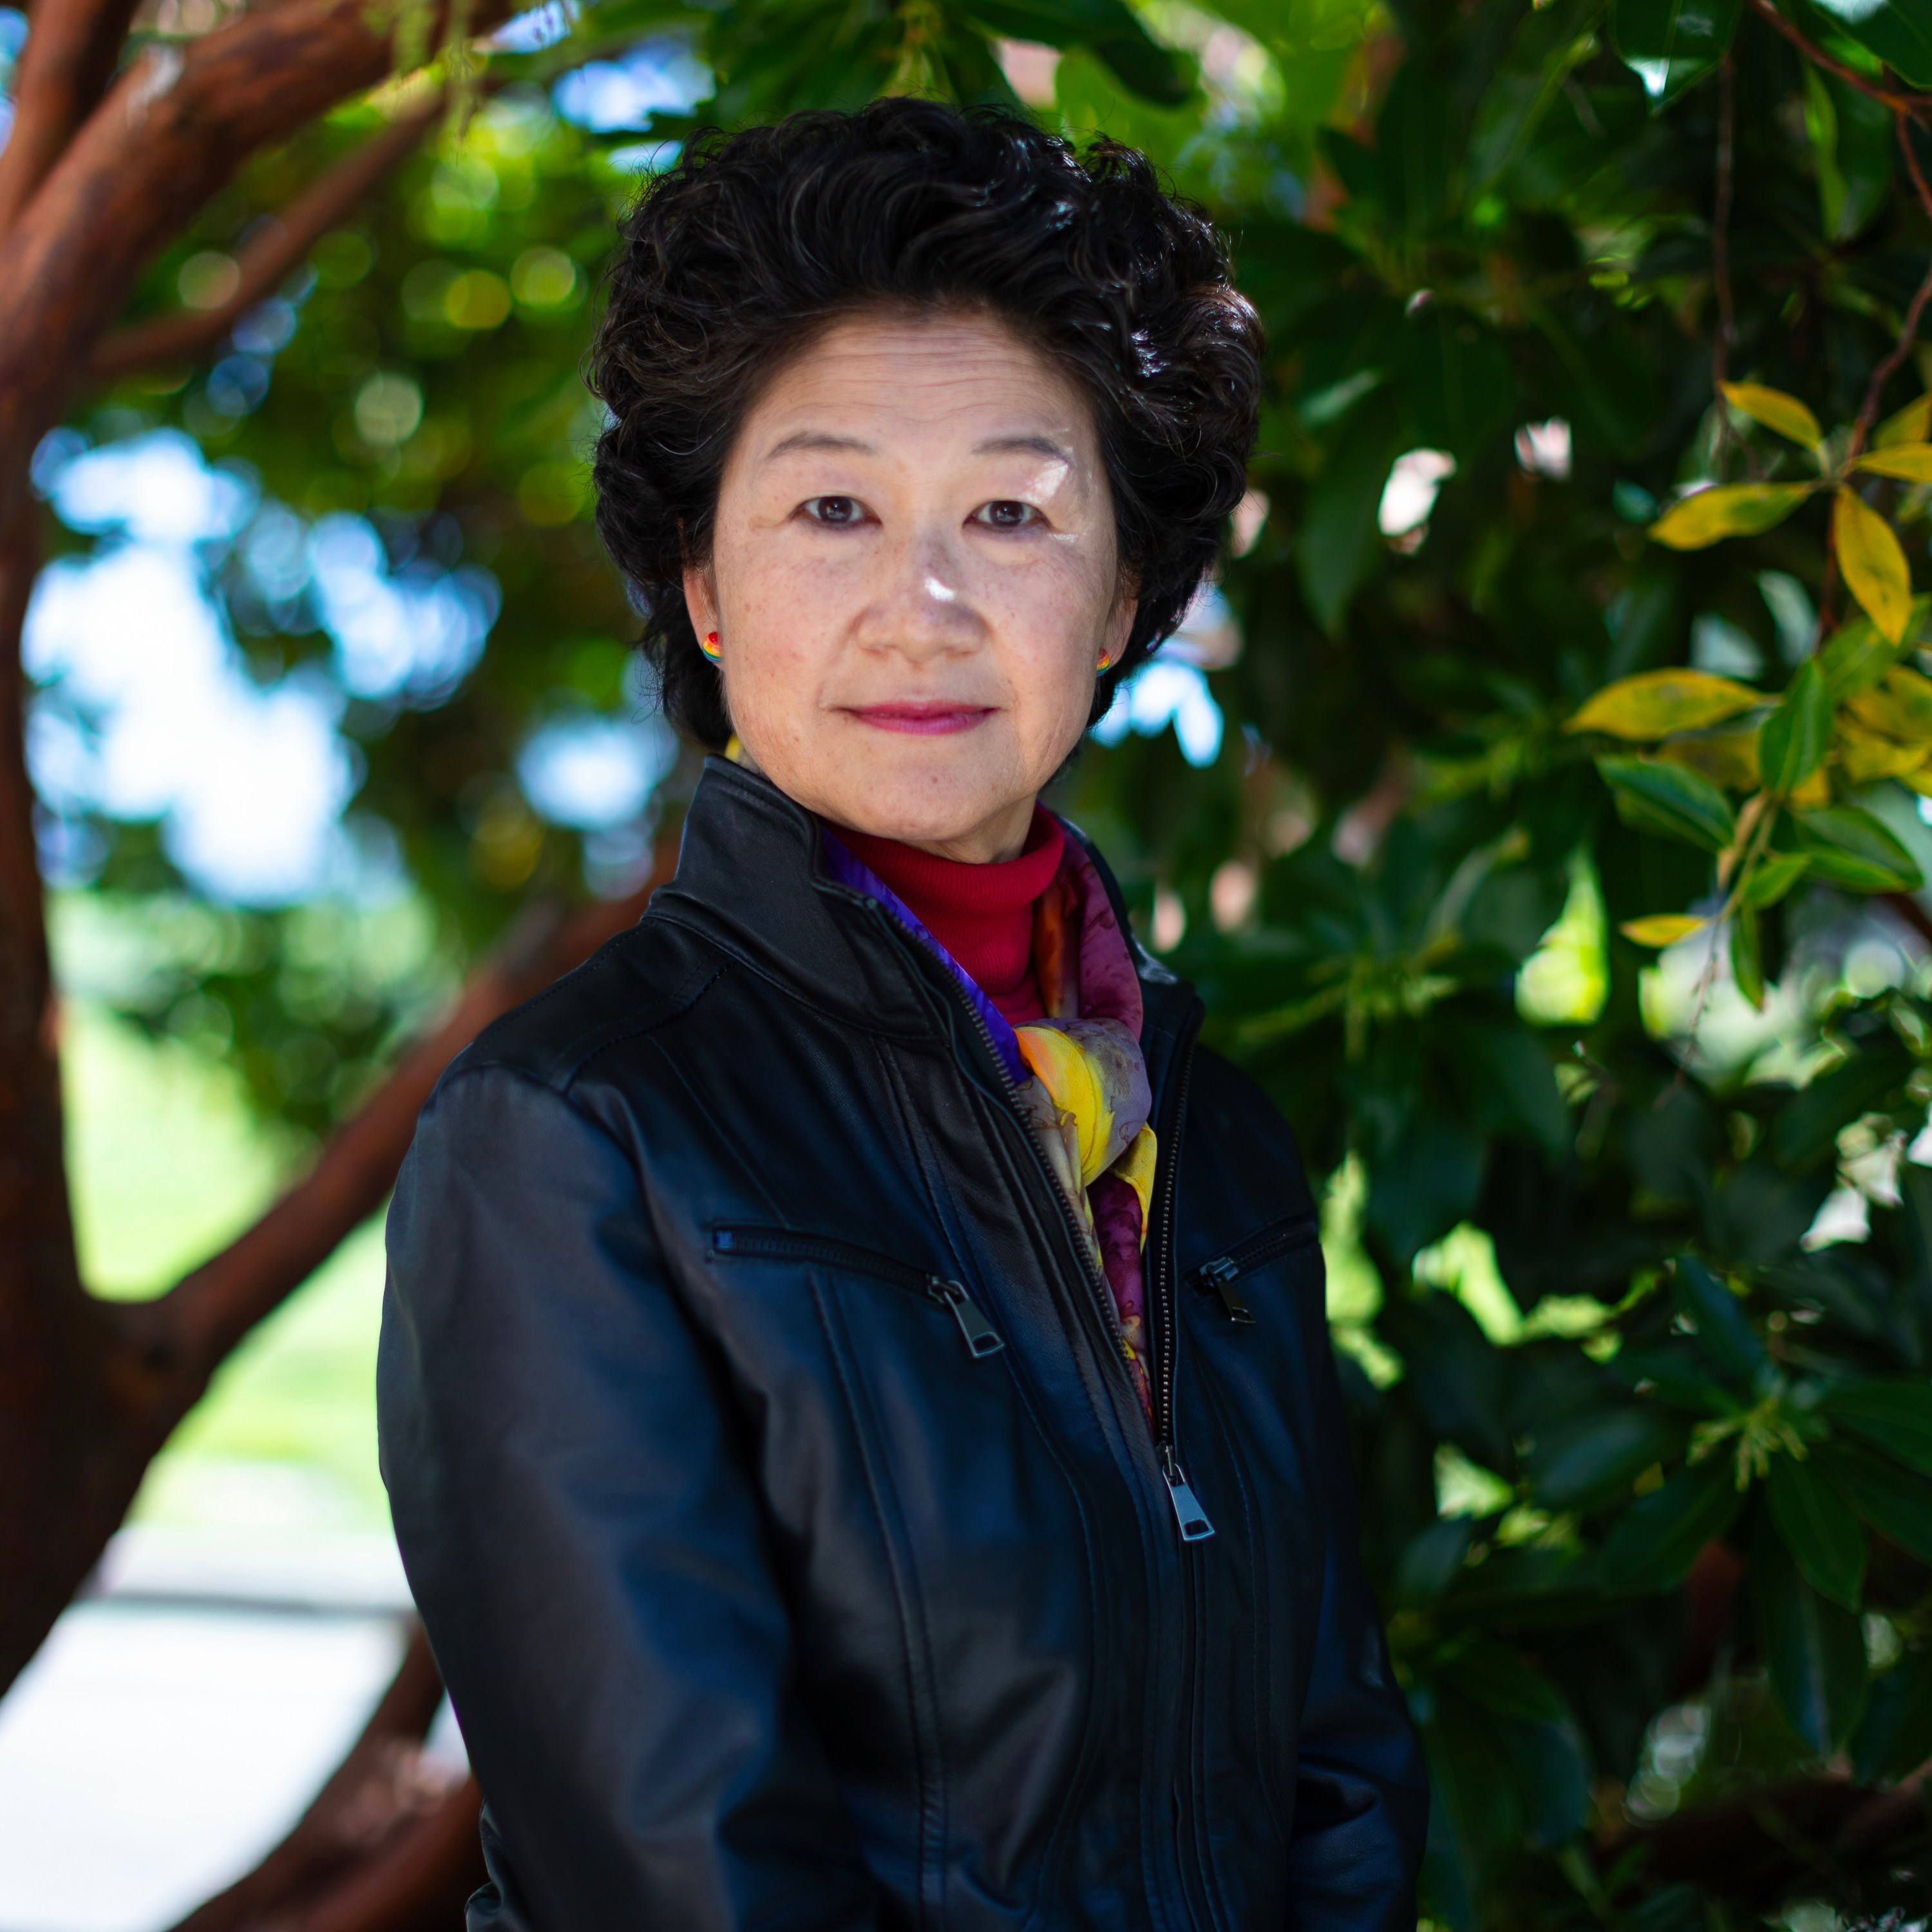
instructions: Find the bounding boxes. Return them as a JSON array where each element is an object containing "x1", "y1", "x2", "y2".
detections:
[{"x1": 4, "y1": 0, "x2": 1932, "y2": 1924}]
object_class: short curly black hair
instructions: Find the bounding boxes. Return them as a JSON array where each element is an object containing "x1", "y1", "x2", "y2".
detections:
[{"x1": 587, "y1": 97, "x2": 1262, "y2": 750}]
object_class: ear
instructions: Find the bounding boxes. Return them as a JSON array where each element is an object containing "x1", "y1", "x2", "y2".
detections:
[
  {"x1": 683, "y1": 562, "x2": 719, "y2": 640},
  {"x1": 1101, "y1": 570, "x2": 1139, "y2": 666}
]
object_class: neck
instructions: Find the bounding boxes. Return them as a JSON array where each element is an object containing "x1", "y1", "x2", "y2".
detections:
[{"x1": 878, "y1": 795, "x2": 1040, "y2": 865}]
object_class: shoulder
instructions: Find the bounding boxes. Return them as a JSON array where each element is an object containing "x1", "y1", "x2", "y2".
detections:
[
  {"x1": 1184, "y1": 1041, "x2": 1316, "y2": 1221},
  {"x1": 442, "y1": 904, "x2": 731, "y2": 1103}
]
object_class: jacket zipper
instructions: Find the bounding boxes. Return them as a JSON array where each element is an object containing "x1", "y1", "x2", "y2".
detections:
[
  {"x1": 1144, "y1": 1002, "x2": 1212, "y2": 1543},
  {"x1": 1184, "y1": 1211, "x2": 1319, "y2": 1325},
  {"x1": 864, "y1": 898, "x2": 1213, "y2": 1545},
  {"x1": 710, "y1": 1224, "x2": 1005, "y2": 1359}
]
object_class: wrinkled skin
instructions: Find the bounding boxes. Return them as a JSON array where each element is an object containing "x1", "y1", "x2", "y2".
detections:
[{"x1": 684, "y1": 310, "x2": 1135, "y2": 863}]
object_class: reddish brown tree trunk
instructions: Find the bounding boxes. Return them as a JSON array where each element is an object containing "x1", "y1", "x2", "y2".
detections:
[
  {"x1": 0, "y1": 0, "x2": 638, "y2": 1919},
  {"x1": 0, "y1": 0, "x2": 528, "y2": 1697}
]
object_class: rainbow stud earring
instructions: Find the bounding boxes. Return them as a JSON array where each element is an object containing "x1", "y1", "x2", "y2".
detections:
[
  {"x1": 700, "y1": 630, "x2": 723, "y2": 662},
  {"x1": 1096, "y1": 648, "x2": 1115, "y2": 671}
]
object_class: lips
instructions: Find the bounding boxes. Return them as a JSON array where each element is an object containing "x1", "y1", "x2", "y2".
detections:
[{"x1": 843, "y1": 703, "x2": 996, "y2": 735}]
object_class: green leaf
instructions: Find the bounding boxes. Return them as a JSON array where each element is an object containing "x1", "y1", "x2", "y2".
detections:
[
  {"x1": 1765, "y1": 1454, "x2": 1867, "y2": 1610},
  {"x1": 1529, "y1": 1405, "x2": 1687, "y2": 1512},
  {"x1": 1774, "y1": 1043, "x2": 1913, "y2": 1169},
  {"x1": 1596, "y1": 756, "x2": 1737, "y2": 853},
  {"x1": 1823, "y1": 1379, "x2": 1932, "y2": 1474},
  {"x1": 1672, "y1": 1254, "x2": 1766, "y2": 1388},
  {"x1": 1494, "y1": 1709, "x2": 1593, "y2": 1850},
  {"x1": 1720, "y1": 381, "x2": 1824, "y2": 451},
  {"x1": 1441, "y1": 1640, "x2": 1571, "y2": 1723},
  {"x1": 1852, "y1": 1647, "x2": 1932, "y2": 1784},
  {"x1": 1741, "y1": 851, "x2": 1810, "y2": 909},
  {"x1": 1613, "y1": 0, "x2": 1742, "y2": 104},
  {"x1": 1730, "y1": 903, "x2": 1765, "y2": 1009},
  {"x1": 1420, "y1": 1698, "x2": 1520, "y2": 1908},
  {"x1": 1394, "y1": 1517, "x2": 1477, "y2": 1607},
  {"x1": 1814, "y1": 1438, "x2": 1932, "y2": 1564},
  {"x1": 1565, "y1": 668, "x2": 1761, "y2": 739},
  {"x1": 1649, "y1": 482, "x2": 1814, "y2": 549},
  {"x1": 1466, "y1": 0, "x2": 1602, "y2": 193},
  {"x1": 1601, "y1": 1455, "x2": 1743, "y2": 1592},
  {"x1": 1758, "y1": 659, "x2": 1830, "y2": 793},
  {"x1": 1806, "y1": 0, "x2": 1932, "y2": 88},
  {"x1": 1855, "y1": 442, "x2": 1932, "y2": 483},
  {"x1": 1752, "y1": 1511, "x2": 1868, "y2": 1753},
  {"x1": 1835, "y1": 487, "x2": 1914, "y2": 645},
  {"x1": 1408, "y1": 308, "x2": 1516, "y2": 462},
  {"x1": 1788, "y1": 804, "x2": 1924, "y2": 893},
  {"x1": 1820, "y1": 605, "x2": 1924, "y2": 699},
  {"x1": 1296, "y1": 399, "x2": 1403, "y2": 635}
]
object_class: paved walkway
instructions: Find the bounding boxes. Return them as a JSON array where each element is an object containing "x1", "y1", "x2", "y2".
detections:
[{"x1": 0, "y1": 1529, "x2": 448, "y2": 1932}]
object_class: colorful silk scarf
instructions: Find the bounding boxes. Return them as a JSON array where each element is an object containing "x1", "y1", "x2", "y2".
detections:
[{"x1": 824, "y1": 825, "x2": 1157, "y2": 1417}]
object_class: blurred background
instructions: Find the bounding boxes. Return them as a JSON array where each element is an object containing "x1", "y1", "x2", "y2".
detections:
[{"x1": 6, "y1": 0, "x2": 1932, "y2": 1926}]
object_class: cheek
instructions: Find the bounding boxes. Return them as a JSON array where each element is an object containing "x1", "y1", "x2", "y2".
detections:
[{"x1": 985, "y1": 549, "x2": 1111, "y2": 697}]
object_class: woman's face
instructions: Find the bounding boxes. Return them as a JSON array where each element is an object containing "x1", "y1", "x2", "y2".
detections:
[{"x1": 685, "y1": 310, "x2": 1134, "y2": 863}]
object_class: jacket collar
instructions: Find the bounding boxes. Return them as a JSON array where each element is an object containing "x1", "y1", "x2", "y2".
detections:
[{"x1": 651, "y1": 757, "x2": 1197, "y2": 1061}]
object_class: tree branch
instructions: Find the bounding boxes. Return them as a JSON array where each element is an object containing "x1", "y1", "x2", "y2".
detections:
[
  {"x1": 1745, "y1": 0, "x2": 1932, "y2": 122},
  {"x1": 0, "y1": 817, "x2": 681, "y2": 1698},
  {"x1": 1712, "y1": 53, "x2": 1737, "y2": 402},
  {"x1": 158, "y1": 843, "x2": 680, "y2": 1375},
  {"x1": 0, "y1": 0, "x2": 144, "y2": 241},
  {"x1": 90, "y1": 95, "x2": 446, "y2": 383},
  {"x1": 1848, "y1": 118, "x2": 1932, "y2": 460},
  {"x1": 0, "y1": 0, "x2": 517, "y2": 530}
]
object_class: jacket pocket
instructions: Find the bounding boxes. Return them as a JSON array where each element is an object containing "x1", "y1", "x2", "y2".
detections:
[
  {"x1": 710, "y1": 1224, "x2": 1005, "y2": 1359},
  {"x1": 1184, "y1": 1211, "x2": 1318, "y2": 1324}
]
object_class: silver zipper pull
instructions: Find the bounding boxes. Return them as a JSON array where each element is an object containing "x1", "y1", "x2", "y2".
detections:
[
  {"x1": 1161, "y1": 1448, "x2": 1215, "y2": 1541},
  {"x1": 1197, "y1": 1258, "x2": 1255, "y2": 1325},
  {"x1": 929, "y1": 1279, "x2": 1005, "y2": 1358}
]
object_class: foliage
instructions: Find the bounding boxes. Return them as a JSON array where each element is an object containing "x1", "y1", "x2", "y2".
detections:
[{"x1": 16, "y1": 0, "x2": 1932, "y2": 1920}]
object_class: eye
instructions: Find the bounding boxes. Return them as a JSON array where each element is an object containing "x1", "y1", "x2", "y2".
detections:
[
  {"x1": 804, "y1": 495, "x2": 867, "y2": 527},
  {"x1": 974, "y1": 500, "x2": 1042, "y2": 531}
]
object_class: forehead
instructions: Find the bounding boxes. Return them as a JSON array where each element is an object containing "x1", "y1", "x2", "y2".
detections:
[{"x1": 743, "y1": 308, "x2": 1095, "y2": 453}]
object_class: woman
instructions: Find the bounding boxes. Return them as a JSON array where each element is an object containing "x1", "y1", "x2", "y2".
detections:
[{"x1": 381, "y1": 98, "x2": 1426, "y2": 1931}]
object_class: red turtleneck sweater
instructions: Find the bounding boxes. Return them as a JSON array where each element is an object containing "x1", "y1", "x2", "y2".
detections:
[{"x1": 838, "y1": 810, "x2": 1065, "y2": 1025}]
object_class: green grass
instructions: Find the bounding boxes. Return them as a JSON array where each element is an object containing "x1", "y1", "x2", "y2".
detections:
[{"x1": 62, "y1": 1001, "x2": 390, "y2": 1533}]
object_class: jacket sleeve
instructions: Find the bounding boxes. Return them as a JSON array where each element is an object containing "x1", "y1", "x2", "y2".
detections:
[
  {"x1": 1284, "y1": 1298, "x2": 1431, "y2": 1928},
  {"x1": 379, "y1": 1059, "x2": 881, "y2": 1932}
]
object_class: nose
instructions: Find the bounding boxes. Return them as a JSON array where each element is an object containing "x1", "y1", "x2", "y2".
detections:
[{"x1": 853, "y1": 520, "x2": 985, "y2": 663}]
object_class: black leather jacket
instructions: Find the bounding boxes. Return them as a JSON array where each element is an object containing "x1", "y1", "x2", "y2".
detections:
[{"x1": 380, "y1": 757, "x2": 1426, "y2": 1931}]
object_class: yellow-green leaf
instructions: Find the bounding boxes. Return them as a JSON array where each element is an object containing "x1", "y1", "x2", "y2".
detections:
[
  {"x1": 1874, "y1": 394, "x2": 1932, "y2": 450},
  {"x1": 1721, "y1": 381, "x2": 1824, "y2": 450},
  {"x1": 1835, "y1": 715, "x2": 1931, "y2": 783},
  {"x1": 1790, "y1": 765, "x2": 1832, "y2": 808},
  {"x1": 1566, "y1": 669, "x2": 1762, "y2": 739},
  {"x1": 1848, "y1": 664, "x2": 1932, "y2": 741},
  {"x1": 1650, "y1": 483, "x2": 1815, "y2": 549},
  {"x1": 1836, "y1": 488, "x2": 1915, "y2": 643},
  {"x1": 1656, "y1": 725, "x2": 1761, "y2": 791},
  {"x1": 1855, "y1": 443, "x2": 1932, "y2": 484},
  {"x1": 1621, "y1": 914, "x2": 1709, "y2": 947}
]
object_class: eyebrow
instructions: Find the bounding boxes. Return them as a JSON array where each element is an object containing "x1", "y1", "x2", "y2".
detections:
[
  {"x1": 974, "y1": 434, "x2": 1074, "y2": 460},
  {"x1": 761, "y1": 430, "x2": 1075, "y2": 462},
  {"x1": 764, "y1": 431, "x2": 876, "y2": 459}
]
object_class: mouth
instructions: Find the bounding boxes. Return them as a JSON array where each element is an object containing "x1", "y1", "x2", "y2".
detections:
[{"x1": 841, "y1": 703, "x2": 998, "y2": 737}]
